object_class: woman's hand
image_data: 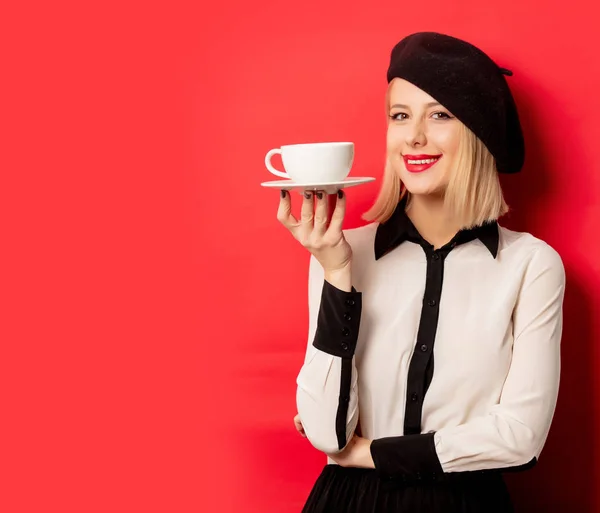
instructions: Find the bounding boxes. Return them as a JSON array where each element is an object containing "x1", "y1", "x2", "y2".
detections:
[
  {"x1": 293, "y1": 413, "x2": 306, "y2": 438},
  {"x1": 277, "y1": 190, "x2": 352, "y2": 286},
  {"x1": 327, "y1": 433, "x2": 375, "y2": 469}
]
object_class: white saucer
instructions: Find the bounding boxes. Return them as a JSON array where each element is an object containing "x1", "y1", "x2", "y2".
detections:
[{"x1": 261, "y1": 177, "x2": 375, "y2": 195}]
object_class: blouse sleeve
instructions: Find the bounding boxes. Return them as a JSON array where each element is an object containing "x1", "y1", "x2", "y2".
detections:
[
  {"x1": 370, "y1": 243, "x2": 566, "y2": 479},
  {"x1": 295, "y1": 254, "x2": 362, "y2": 454}
]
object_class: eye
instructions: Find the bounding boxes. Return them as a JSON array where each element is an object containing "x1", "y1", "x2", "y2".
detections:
[
  {"x1": 432, "y1": 111, "x2": 453, "y2": 120},
  {"x1": 389, "y1": 112, "x2": 408, "y2": 121}
]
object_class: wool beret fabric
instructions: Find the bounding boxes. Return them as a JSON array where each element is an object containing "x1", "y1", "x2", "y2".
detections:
[{"x1": 387, "y1": 32, "x2": 525, "y2": 174}]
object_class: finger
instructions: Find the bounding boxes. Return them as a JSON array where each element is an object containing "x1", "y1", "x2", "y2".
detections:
[
  {"x1": 277, "y1": 190, "x2": 299, "y2": 232},
  {"x1": 294, "y1": 422, "x2": 306, "y2": 437},
  {"x1": 313, "y1": 190, "x2": 328, "y2": 236},
  {"x1": 326, "y1": 189, "x2": 346, "y2": 234},
  {"x1": 300, "y1": 191, "x2": 315, "y2": 230},
  {"x1": 294, "y1": 415, "x2": 306, "y2": 432}
]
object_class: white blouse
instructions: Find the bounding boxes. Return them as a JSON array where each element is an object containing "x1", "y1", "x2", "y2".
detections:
[{"x1": 295, "y1": 206, "x2": 565, "y2": 480}]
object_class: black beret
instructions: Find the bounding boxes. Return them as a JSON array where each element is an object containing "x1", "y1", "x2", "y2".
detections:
[{"x1": 387, "y1": 32, "x2": 525, "y2": 174}]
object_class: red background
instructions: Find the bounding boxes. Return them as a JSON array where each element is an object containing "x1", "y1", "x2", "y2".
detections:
[{"x1": 3, "y1": 1, "x2": 599, "y2": 512}]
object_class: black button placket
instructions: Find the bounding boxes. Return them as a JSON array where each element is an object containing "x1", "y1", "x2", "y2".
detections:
[
  {"x1": 336, "y1": 296, "x2": 357, "y2": 449},
  {"x1": 311, "y1": 280, "x2": 362, "y2": 450},
  {"x1": 403, "y1": 246, "x2": 448, "y2": 436}
]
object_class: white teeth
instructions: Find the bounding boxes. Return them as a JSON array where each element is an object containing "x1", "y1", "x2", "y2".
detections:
[{"x1": 407, "y1": 157, "x2": 439, "y2": 165}]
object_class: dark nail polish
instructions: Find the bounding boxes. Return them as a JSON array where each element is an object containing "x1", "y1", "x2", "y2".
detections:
[
  {"x1": 304, "y1": 191, "x2": 312, "y2": 199},
  {"x1": 338, "y1": 190, "x2": 344, "y2": 199},
  {"x1": 316, "y1": 192, "x2": 323, "y2": 200},
  {"x1": 280, "y1": 190, "x2": 286, "y2": 198}
]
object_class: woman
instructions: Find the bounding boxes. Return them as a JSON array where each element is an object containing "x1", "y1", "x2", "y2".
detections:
[{"x1": 278, "y1": 32, "x2": 565, "y2": 512}]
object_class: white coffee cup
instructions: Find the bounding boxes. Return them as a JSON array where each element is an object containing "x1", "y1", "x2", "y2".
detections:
[{"x1": 264, "y1": 142, "x2": 354, "y2": 184}]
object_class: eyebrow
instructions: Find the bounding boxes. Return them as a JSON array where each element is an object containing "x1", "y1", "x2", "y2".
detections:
[{"x1": 390, "y1": 102, "x2": 442, "y2": 109}]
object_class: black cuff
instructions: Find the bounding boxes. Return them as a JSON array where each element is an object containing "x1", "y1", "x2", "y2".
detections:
[
  {"x1": 370, "y1": 432, "x2": 443, "y2": 481},
  {"x1": 312, "y1": 279, "x2": 362, "y2": 358}
]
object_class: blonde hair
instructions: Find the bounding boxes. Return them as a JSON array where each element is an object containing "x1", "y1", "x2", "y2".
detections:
[{"x1": 362, "y1": 85, "x2": 509, "y2": 229}]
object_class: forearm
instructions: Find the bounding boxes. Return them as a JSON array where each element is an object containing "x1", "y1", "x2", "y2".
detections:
[
  {"x1": 324, "y1": 262, "x2": 352, "y2": 292},
  {"x1": 297, "y1": 257, "x2": 362, "y2": 453},
  {"x1": 296, "y1": 354, "x2": 359, "y2": 454}
]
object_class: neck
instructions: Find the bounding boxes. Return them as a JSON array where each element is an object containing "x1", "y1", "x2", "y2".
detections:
[{"x1": 405, "y1": 194, "x2": 462, "y2": 250}]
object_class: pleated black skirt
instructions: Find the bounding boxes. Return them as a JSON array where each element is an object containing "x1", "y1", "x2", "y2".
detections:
[{"x1": 301, "y1": 464, "x2": 514, "y2": 513}]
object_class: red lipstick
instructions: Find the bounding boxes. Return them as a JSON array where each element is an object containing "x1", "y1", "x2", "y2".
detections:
[{"x1": 403, "y1": 154, "x2": 442, "y2": 173}]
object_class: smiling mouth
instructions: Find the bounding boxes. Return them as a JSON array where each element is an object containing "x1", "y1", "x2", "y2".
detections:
[
  {"x1": 407, "y1": 157, "x2": 439, "y2": 164},
  {"x1": 404, "y1": 155, "x2": 442, "y2": 164},
  {"x1": 403, "y1": 154, "x2": 442, "y2": 173}
]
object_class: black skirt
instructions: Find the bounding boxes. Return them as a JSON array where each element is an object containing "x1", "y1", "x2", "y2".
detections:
[{"x1": 301, "y1": 464, "x2": 514, "y2": 513}]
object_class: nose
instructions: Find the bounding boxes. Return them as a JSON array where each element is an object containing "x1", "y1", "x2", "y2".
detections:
[{"x1": 405, "y1": 118, "x2": 427, "y2": 147}]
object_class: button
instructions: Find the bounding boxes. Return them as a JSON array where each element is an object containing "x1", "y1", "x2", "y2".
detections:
[
  {"x1": 427, "y1": 299, "x2": 437, "y2": 307},
  {"x1": 345, "y1": 298, "x2": 355, "y2": 307},
  {"x1": 411, "y1": 393, "x2": 419, "y2": 402},
  {"x1": 432, "y1": 253, "x2": 440, "y2": 261},
  {"x1": 420, "y1": 344, "x2": 428, "y2": 352},
  {"x1": 341, "y1": 342, "x2": 349, "y2": 351},
  {"x1": 343, "y1": 312, "x2": 352, "y2": 321},
  {"x1": 341, "y1": 327, "x2": 350, "y2": 337}
]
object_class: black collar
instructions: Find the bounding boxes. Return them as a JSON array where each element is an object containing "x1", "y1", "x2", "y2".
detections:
[{"x1": 374, "y1": 196, "x2": 499, "y2": 260}]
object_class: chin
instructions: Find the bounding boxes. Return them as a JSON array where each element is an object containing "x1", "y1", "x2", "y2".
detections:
[
  {"x1": 399, "y1": 174, "x2": 446, "y2": 197},
  {"x1": 405, "y1": 187, "x2": 445, "y2": 198}
]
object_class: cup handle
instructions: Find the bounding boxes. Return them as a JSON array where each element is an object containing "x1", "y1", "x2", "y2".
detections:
[{"x1": 265, "y1": 149, "x2": 290, "y2": 179}]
